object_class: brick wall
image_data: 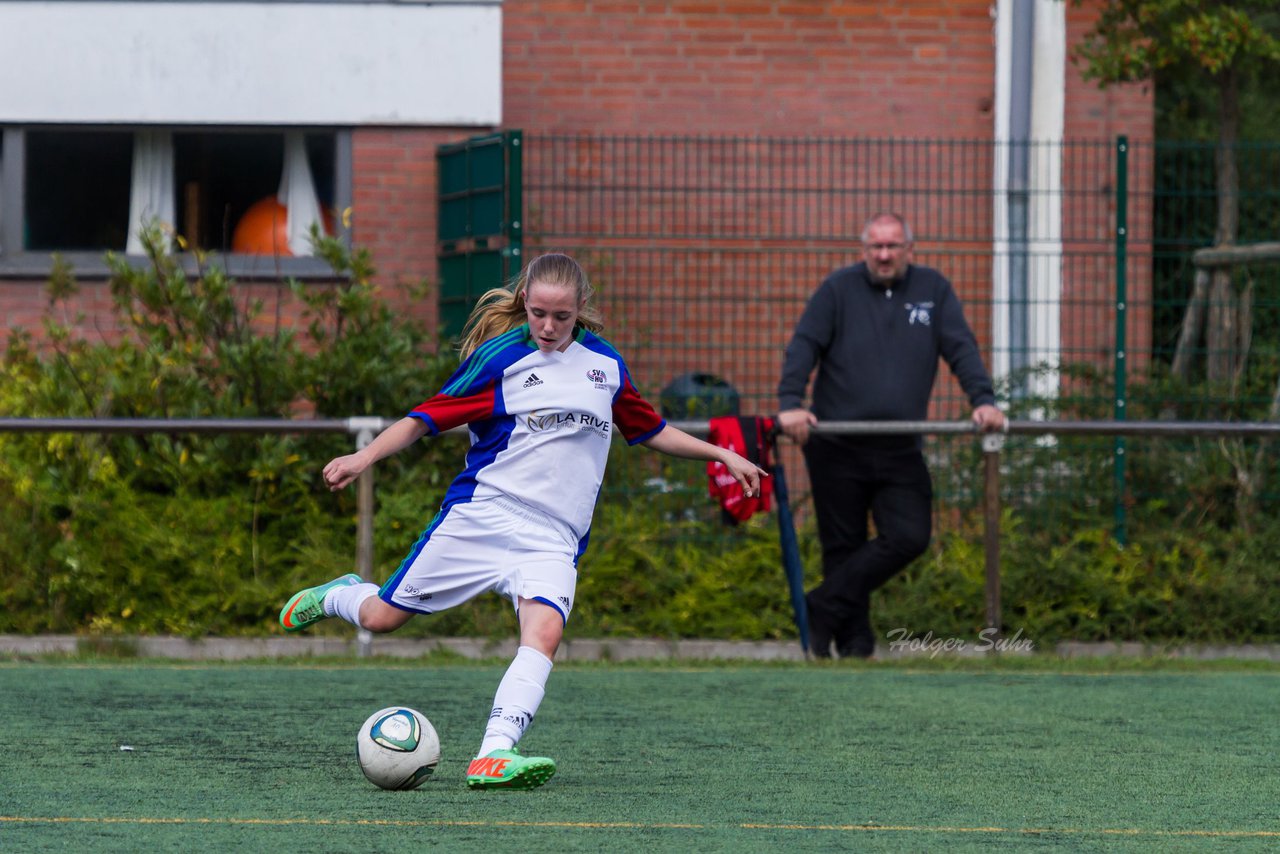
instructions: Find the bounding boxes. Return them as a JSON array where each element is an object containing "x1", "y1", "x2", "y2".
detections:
[
  {"x1": 504, "y1": 0, "x2": 1154, "y2": 414},
  {"x1": 1064, "y1": 1, "x2": 1153, "y2": 141},
  {"x1": 503, "y1": 0, "x2": 1001, "y2": 137},
  {"x1": 1061, "y1": 2, "x2": 1155, "y2": 374},
  {"x1": 1, "y1": 276, "x2": 125, "y2": 344},
  {"x1": 351, "y1": 126, "x2": 478, "y2": 333},
  {"x1": 502, "y1": 0, "x2": 1151, "y2": 140},
  {"x1": 3, "y1": 0, "x2": 1153, "y2": 374}
]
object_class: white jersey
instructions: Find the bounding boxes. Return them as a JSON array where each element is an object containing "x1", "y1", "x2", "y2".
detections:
[{"x1": 407, "y1": 324, "x2": 665, "y2": 554}]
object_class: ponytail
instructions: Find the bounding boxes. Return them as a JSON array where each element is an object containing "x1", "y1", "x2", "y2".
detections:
[
  {"x1": 457, "y1": 253, "x2": 604, "y2": 360},
  {"x1": 457, "y1": 286, "x2": 526, "y2": 359}
]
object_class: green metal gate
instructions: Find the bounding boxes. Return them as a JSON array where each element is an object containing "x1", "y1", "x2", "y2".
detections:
[{"x1": 436, "y1": 131, "x2": 523, "y2": 340}]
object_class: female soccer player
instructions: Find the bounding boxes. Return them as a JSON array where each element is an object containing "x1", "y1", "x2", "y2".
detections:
[{"x1": 280, "y1": 252, "x2": 765, "y2": 790}]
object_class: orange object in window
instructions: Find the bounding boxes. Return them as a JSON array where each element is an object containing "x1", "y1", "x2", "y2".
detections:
[
  {"x1": 231, "y1": 196, "x2": 336, "y2": 255},
  {"x1": 231, "y1": 196, "x2": 292, "y2": 256}
]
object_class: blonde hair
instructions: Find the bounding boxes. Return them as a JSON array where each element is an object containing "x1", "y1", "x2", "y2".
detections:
[{"x1": 457, "y1": 252, "x2": 604, "y2": 359}]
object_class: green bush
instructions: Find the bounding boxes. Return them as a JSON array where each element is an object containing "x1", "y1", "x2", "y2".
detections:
[
  {"x1": 1, "y1": 230, "x2": 1277, "y2": 643},
  {"x1": 878, "y1": 507, "x2": 1280, "y2": 645},
  {"x1": 0, "y1": 228, "x2": 457, "y2": 636}
]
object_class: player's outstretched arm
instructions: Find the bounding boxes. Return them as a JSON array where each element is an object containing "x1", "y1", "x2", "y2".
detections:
[
  {"x1": 641, "y1": 424, "x2": 767, "y2": 498},
  {"x1": 323, "y1": 417, "x2": 430, "y2": 492}
]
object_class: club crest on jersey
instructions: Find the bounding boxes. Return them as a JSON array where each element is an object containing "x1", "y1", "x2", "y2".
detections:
[
  {"x1": 906, "y1": 301, "x2": 934, "y2": 326},
  {"x1": 523, "y1": 373, "x2": 544, "y2": 388},
  {"x1": 586, "y1": 368, "x2": 609, "y2": 390}
]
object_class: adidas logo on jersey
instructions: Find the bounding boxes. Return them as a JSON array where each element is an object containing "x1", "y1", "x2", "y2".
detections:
[{"x1": 523, "y1": 373, "x2": 544, "y2": 388}]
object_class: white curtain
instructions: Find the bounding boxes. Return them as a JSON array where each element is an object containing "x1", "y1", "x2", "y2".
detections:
[
  {"x1": 278, "y1": 132, "x2": 324, "y2": 257},
  {"x1": 126, "y1": 130, "x2": 176, "y2": 254}
]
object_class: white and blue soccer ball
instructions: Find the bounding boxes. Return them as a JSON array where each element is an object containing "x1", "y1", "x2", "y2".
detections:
[{"x1": 356, "y1": 706, "x2": 441, "y2": 790}]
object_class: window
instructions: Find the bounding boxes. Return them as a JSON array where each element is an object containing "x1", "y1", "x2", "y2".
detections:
[
  {"x1": 26, "y1": 131, "x2": 133, "y2": 251},
  {"x1": 0, "y1": 126, "x2": 351, "y2": 275},
  {"x1": 173, "y1": 131, "x2": 337, "y2": 254}
]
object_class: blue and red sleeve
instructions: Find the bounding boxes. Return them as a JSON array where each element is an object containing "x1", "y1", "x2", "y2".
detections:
[
  {"x1": 613, "y1": 376, "x2": 665, "y2": 444},
  {"x1": 409, "y1": 384, "x2": 498, "y2": 435}
]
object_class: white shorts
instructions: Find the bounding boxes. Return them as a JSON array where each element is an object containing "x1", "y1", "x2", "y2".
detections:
[{"x1": 380, "y1": 496, "x2": 578, "y2": 624}]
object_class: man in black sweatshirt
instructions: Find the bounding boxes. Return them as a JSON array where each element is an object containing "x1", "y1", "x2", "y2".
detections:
[{"x1": 777, "y1": 213, "x2": 1005, "y2": 659}]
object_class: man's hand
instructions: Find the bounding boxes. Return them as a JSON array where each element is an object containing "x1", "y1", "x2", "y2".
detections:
[
  {"x1": 971, "y1": 404, "x2": 1006, "y2": 433},
  {"x1": 777, "y1": 408, "x2": 818, "y2": 446}
]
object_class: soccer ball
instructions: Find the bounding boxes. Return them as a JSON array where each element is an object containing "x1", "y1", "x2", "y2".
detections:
[{"x1": 356, "y1": 706, "x2": 441, "y2": 790}]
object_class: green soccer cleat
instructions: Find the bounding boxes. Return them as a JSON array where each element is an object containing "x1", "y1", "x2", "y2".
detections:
[
  {"x1": 466, "y1": 748, "x2": 556, "y2": 791},
  {"x1": 279, "y1": 573, "x2": 362, "y2": 632}
]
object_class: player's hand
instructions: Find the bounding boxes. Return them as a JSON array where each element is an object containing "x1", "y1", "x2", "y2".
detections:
[
  {"x1": 777, "y1": 408, "x2": 818, "y2": 446},
  {"x1": 721, "y1": 451, "x2": 769, "y2": 498},
  {"x1": 322, "y1": 453, "x2": 368, "y2": 492},
  {"x1": 972, "y1": 404, "x2": 1006, "y2": 433}
]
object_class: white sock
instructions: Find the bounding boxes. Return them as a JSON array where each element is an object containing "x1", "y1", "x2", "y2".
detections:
[
  {"x1": 477, "y1": 646, "x2": 554, "y2": 757},
  {"x1": 324, "y1": 581, "x2": 379, "y2": 628}
]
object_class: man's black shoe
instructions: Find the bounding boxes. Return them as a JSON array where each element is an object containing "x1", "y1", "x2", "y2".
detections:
[
  {"x1": 805, "y1": 591, "x2": 835, "y2": 659},
  {"x1": 836, "y1": 595, "x2": 875, "y2": 659},
  {"x1": 837, "y1": 631, "x2": 875, "y2": 659}
]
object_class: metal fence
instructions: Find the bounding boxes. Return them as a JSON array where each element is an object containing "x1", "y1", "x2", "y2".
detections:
[
  {"x1": 523, "y1": 135, "x2": 1129, "y2": 412},
  {"x1": 521, "y1": 134, "x2": 1280, "y2": 533}
]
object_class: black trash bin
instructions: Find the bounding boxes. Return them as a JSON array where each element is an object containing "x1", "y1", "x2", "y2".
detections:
[{"x1": 659, "y1": 372, "x2": 740, "y2": 420}]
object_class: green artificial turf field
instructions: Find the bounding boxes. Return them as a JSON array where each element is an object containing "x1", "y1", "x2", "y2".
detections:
[{"x1": 2, "y1": 658, "x2": 1278, "y2": 852}]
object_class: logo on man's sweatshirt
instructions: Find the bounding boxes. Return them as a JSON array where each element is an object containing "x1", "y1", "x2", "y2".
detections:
[{"x1": 905, "y1": 301, "x2": 934, "y2": 326}]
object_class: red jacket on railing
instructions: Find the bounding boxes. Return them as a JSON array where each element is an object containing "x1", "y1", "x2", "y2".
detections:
[{"x1": 707, "y1": 415, "x2": 775, "y2": 523}]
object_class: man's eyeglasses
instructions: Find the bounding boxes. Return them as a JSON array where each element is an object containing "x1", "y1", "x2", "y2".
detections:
[{"x1": 865, "y1": 242, "x2": 907, "y2": 253}]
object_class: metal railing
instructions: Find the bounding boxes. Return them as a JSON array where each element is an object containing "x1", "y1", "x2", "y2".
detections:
[{"x1": 4, "y1": 416, "x2": 1279, "y2": 648}]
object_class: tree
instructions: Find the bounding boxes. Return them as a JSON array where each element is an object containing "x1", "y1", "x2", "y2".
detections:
[{"x1": 1072, "y1": 0, "x2": 1280, "y2": 389}]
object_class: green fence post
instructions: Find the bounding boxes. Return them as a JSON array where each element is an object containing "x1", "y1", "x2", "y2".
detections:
[
  {"x1": 1114, "y1": 136, "x2": 1129, "y2": 545},
  {"x1": 505, "y1": 129, "x2": 523, "y2": 274}
]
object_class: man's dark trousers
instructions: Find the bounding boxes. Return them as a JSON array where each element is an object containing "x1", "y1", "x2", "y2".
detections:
[{"x1": 803, "y1": 435, "x2": 933, "y2": 650}]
